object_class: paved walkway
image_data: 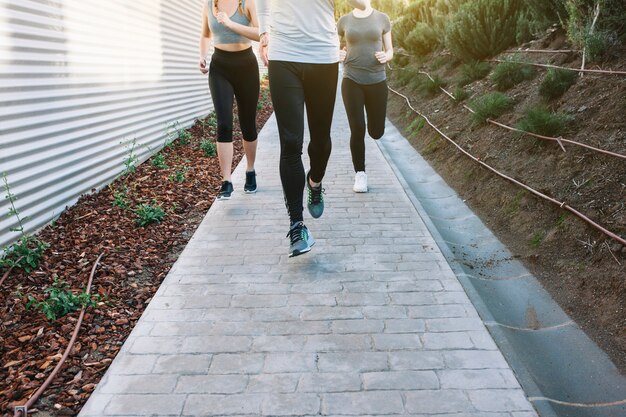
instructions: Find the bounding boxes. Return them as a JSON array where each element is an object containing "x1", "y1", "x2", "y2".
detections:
[{"x1": 80, "y1": 93, "x2": 538, "y2": 416}]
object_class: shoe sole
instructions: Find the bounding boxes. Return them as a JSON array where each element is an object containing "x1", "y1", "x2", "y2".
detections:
[
  {"x1": 288, "y1": 237, "x2": 315, "y2": 258},
  {"x1": 353, "y1": 188, "x2": 368, "y2": 193},
  {"x1": 217, "y1": 194, "x2": 232, "y2": 200},
  {"x1": 244, "y1": 188, "x2": 257, "y2": 194}
]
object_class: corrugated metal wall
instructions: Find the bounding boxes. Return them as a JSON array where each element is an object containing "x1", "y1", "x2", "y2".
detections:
[{"x1": 0, "y1": 0, "x2": 216, "y2": 248}]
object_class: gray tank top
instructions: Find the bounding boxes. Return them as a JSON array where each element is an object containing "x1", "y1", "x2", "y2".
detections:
[{"x1": 208, "y1": 0, "x2": 251, "y2": 45}]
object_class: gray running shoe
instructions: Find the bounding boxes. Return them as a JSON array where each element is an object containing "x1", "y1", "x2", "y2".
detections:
[
  {"x1": 306, "y1": 172, "x2": 324, "y2": 219},
  {"x1": 287, "y1": 221, "x2": 315, "y2": 257}
]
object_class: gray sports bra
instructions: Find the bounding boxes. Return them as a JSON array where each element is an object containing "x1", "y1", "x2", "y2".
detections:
[{"x1": 208, "y1": 0, "x2": 251, "y2": 45}]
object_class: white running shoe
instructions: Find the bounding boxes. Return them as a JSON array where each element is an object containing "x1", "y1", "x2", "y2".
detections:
[{"x1": 353, "y1": 171, "x2": 368, "y2": 193}]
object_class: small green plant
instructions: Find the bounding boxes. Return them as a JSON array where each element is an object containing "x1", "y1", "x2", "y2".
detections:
[
  {"x1": 1, "y1": 173, "x2": 50, "y2": 272},
  {"x1": 205, "y1": 114, "x2": 218, "y2": 129},
  {"x1": 135, "y1": 202, "x2": 166, "y2": 227},
  {"x1": 457, "y1": 61, "x2": 491, "y2": 86},
  {"x1": 516, "y1": 106, "x2": 573, "y2": 137},
  {"x1": 453, "y1": 86, "x2": 470, "y2": 102},
  {"x1": 556, "y1": 213, "x2": 569, "y2": 227},
  {"x1": 491, "y1": 60, "x2": 537, "y2": 91},
  {"x1": 430, "y1": 56, "x2": 448, "y2": 71},
  {"x1": 122, "y1": 138, "x2": 139, "y2": 175},
  {"x1": 178, "y1": 129, "x2": 192, "y2": 145},
  {"x1": 469, "y1": 92, "x2": 515, "y2": 125},
  {"x1": 529, "y1": 231, "x2": 544, "y2": 248},
  {"x1": 408, "y1": 116, "x2": 426, "y2": 136},
  {"x1": 539, "y1": 69, "x2": 577, "y2": 100},
  {"x1": 111, "y1": 186, "x2": 130, "y2": 209},
  {"x1": 422, "y1": 75, "x2": 447, "y2": 97},
  {"x1": 151, "y1": 153, "x2": 168, "y2": 169},
  {"x1": 169, "y1": 167, "x2": 188, "y2": 183},
  {"x1": 26, "y1": 279, "x2": 98, "y2": 321},
  {"x1": 200, "y1": 139, "x2": 217, "y2": 157},
  {"x1": 166, "y1": 121, "x2": 192, "y2": 147}
]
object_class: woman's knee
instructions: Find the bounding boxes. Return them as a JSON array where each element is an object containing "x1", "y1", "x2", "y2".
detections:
[
  {"x1": 216, "y1": 124, "x2": 233, "y2": 143},
  {"x1": 368, "y1": 126, "x2": 385, "y2": 140}
]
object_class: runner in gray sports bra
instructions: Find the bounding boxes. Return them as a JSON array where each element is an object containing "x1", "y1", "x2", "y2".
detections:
[{"x1": 199, "y1": 0, "x2": 261, "y2": 199}]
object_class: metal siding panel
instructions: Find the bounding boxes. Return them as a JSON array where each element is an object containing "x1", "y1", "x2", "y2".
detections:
[{"x1": 0, "y1": 0, "x2": 223, "y2": 248}]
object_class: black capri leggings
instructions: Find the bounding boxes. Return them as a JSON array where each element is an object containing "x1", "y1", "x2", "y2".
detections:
[
  {"x1": 341, "y1": 78, "x2": 388, "y2": 172},
  {"x1": 268, "y1": 61, "x2": 338, "y2": 224},
  {"x1": 209, "y1": 47, "x2": 260, "y2": 143}
]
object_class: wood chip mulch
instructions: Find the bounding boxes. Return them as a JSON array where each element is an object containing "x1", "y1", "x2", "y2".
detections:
[{"x1": 1, "y1": 81, "x2": 273, "y2": 416}]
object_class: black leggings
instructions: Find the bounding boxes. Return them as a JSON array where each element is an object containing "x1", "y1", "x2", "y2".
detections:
[
  {"x1": 268, "y1": 61, "x2": 338, "y2": 223},
  {"x1": 341, "y1": 78, "x2": 388, "y2": 172},
  {"x1": 209, "y1": 47, "x2": 260, "y2": 143}
]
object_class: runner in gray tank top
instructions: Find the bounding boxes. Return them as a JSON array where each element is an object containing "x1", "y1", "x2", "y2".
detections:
[
  {"x1": 338, "y1": 0, "x2": 393, "y2": 193},
  {"x1": 199, "y1": 0, "x2": 261, "y2": 200},
  {"x1": 256, "y1": 0, "x2": 367, "y2": 257}
]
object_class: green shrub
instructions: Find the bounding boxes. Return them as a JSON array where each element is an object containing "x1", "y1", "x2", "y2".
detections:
[
  {"x1": 26, "y1": 279, "x2": 98, "y2": 321},
  {"x1": 491, "y1": 60, "x2": 537, "y2": 91},
  {"x1": 405, "y1": 22, "x2": 441, "y2": 56},
  {"x1": 200, "y1": 139, "x2": 217, "y2": 157},
  {"x1": 135, "y1": 202, "x2": 166, "y2": 227},
  {"x1": 396, "y1": 68, "x2": 416, "y2": 87},
  {"x1": 421, "y1": 75, "x2": 447, "y2": 97},
  {"x1": 151, "y1": 153, "x2": 168, "y2": 169},
  {"x1": 453, "y1": 87, "x2": 471, "y2": 102},
  {"x1": 112, "y1": 187, "x2": 129, "y2": 209},
  {"x1": 409, "y1": 74, "x2": 447, "y2": 98},
  {"x1": 457, "y1": 61, "x2": 491, "y2": 86},
  {"x1": 539, "y1": 68, "x2": 577, "y2": 100},
  {"x1": 0, "y1": 235, "x2": 49, "y2": 273},
  {"x1": 469, "y1": 92, "x2": 515, "y2": 125},
  {"x1": 446, "y1": 0, "x2": 525, "y2": 62},
  {"x1": 516, "y1": 105, "x2": 573, "y2": 136},
  {"x1": 169, "y1": 168, "x2": 187, "y2": 183},
  {"x1": 393, "y1": 54, "x2": 410, "y2": 68}
]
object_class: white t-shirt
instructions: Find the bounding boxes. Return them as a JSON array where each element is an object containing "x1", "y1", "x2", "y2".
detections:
[{"x1": 257, "y1": 0, "x2": 340, "y2": 63}]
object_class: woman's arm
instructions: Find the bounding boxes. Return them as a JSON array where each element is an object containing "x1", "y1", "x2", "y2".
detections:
[
  {"x1": 383, "y1": 31, "x2": 393, "y2": 61},
  {"x1": 216, "y1": 0, "x2": 260, "y2": 41},
  {"x1": 199, "y1": 3, "x2": 212, "y2": 74},
  {"x1": 256, "y1": 0, "x2": 270, "y2": 65},
  {"x1": 375, "y1": 31, "x2": 394, "y2": 64}
]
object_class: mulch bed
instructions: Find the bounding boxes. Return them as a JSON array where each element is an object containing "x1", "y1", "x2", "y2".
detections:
[{"x1": 0, "y1": 80, "x2": 273, "y2": 416}]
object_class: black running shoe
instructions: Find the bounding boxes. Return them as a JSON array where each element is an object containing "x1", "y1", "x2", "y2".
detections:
[
  {"x1": 287, "y1": 221, "x2": 315, "y2": 257},
  {"x1": 244, "y1": 170, "x2": 257, "y2": 193},
  {"x1": 217, "y1": 181, "x2": 233, "y2": 200},
  {"x1": 306, "y1": 172, "x2": 324, "y2": 219}
]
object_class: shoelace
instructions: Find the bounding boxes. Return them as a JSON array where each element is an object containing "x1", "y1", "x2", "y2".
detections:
[
  {"x1": 287, "y1": 223, "x2": 304, "y2": 244},
  {"x1": 308, "y1": 186, "x2": 324, "y2": 205}
]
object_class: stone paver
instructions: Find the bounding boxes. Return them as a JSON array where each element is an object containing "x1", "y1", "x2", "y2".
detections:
[{"x1": 79, "y1": 88, "x2": 538, "y2": 416}]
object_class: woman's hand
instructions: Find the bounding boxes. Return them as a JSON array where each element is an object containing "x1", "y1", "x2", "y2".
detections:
[
  {"x1": 375, "y1": 51, "x2": 388, "y2": 64},
  {"x1": 199, "y1": 57, "x2": 208, "y2": 74},
  {"x1": 339, "y1": 47, "x2": 347, "y2": 63},
  {"x1": 216, "y1": 11, "x2": 232, "y2": 28},
  {"x1": 259, "y1": 32, "x2": 269, "y2": 66}
]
